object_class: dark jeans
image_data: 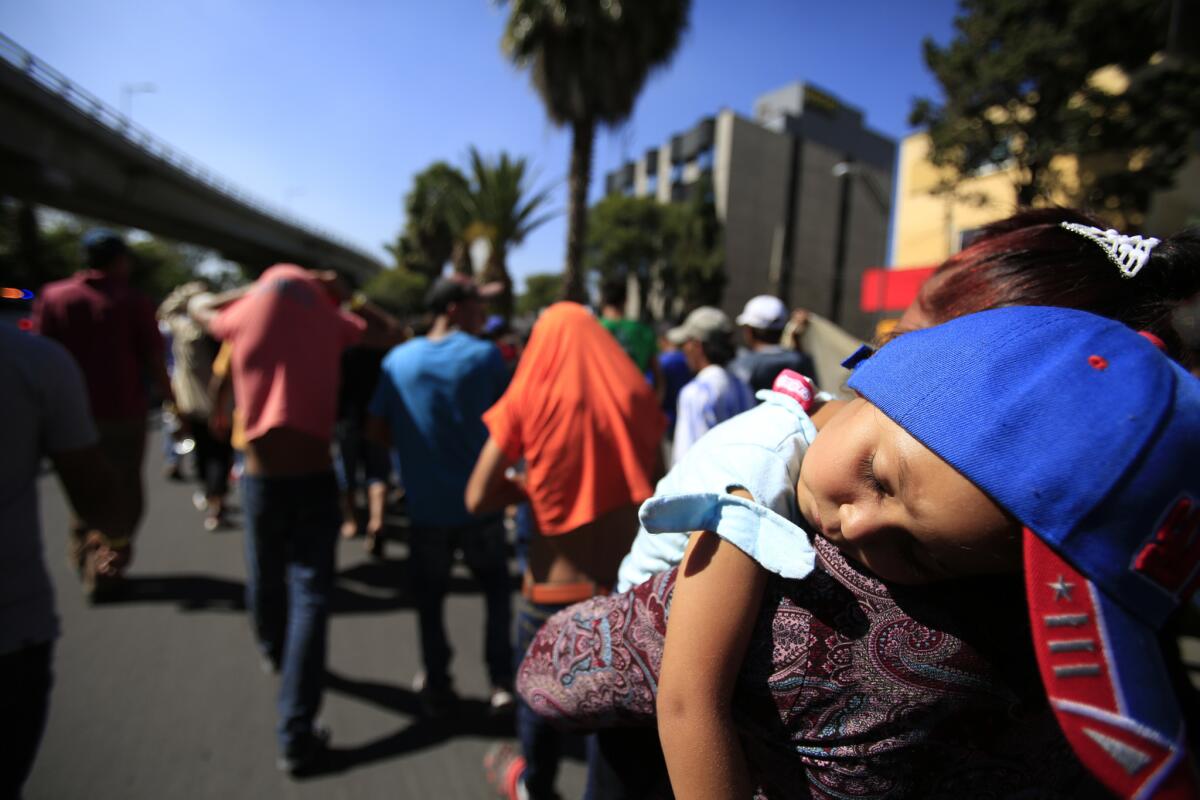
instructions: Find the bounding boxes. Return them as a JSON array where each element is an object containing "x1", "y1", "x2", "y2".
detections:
[
  {"x1": 586, "y1": 728, "x2": 671, "y2": 800},
  {"x1": 186, "y1": 415, "x2": 232, "y2": 499},
  {"x1": 515, "y1": 597, "x2": 576, "y2": 800},
  {"x1": 240, "y1": 472, "x2": 339, "y2": 756},
  {"x1": 408, "y1": 519, "x2": 513, "y2": 690},
  {"x1": 0, "y1": 641, "x2": 53, "y2": 800}
]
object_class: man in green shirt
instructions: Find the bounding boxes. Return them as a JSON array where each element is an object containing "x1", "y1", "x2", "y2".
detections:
[{"x1": 599, "y1": 278, "x2": 658, "y2": 377}]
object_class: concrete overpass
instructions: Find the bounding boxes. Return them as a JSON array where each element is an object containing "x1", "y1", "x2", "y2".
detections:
[{"x1": 0, "y1": 33, "x2": 383, "y2": 279}]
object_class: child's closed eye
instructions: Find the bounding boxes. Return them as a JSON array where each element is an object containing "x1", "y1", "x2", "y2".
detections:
[{"x1": 857, "y1": 452, "x2": 887, "y2": 496}]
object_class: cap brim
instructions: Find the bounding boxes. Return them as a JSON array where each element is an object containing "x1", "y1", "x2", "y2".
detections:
[
  {"x1": 735, "y1": 313, "x2": 754, "y2": 327},
  {"x1": 666, "y1": 325, "x2": 690, "y2": 346},
  {"x1": 1023, "y1": 530, "x2": 1197, "y2": 798}
]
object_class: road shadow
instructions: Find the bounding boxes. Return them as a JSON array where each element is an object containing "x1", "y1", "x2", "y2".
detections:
[
  {"x1": 316, "y1": 670, "x2": 510, "y2": 770},
  {"x1": 336, "y1": 557, "x2": 521, "y2": 599},
  {"x1": 97, "y1": 574, "x2": 246, "y2": 611},
  {"x1": 92, "y1": 572, "x2": 422, "y2": 616},
  {"x1": 308, "y1": 670, "x2": 584, "y2": 777}
]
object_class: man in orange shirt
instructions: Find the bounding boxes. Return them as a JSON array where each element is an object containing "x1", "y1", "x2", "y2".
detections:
[{"x1": 465, "y1": 302, "x2": 664, "y2": 800}]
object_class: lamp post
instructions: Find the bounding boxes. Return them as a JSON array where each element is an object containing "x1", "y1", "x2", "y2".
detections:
[
  {"x1": 120, "y1": 82, "x2": 156, "y2": 122},
  {"x1": 830, "y1": 161, "x2": 890, "y2": 326}
]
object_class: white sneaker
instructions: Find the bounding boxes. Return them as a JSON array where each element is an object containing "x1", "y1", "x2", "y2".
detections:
[
  {"x1": 489, "y1": 687, "x2": 516, "y2": 713},
  {"x1": 192, "y1": 492, "x2": 208, "y2": 512}
]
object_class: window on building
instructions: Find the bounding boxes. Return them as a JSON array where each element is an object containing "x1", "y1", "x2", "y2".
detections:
[
  {"x1": 696, "y1": 148, "x2": 714, "y2": 171},
  {"x1": 957, "y1": 226, "x2": 986, "y2": 252}
]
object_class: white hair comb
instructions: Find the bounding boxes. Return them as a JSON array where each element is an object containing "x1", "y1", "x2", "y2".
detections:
[{"x1": 1060, "y1": 222, "x2": 1160, "y2": 279}]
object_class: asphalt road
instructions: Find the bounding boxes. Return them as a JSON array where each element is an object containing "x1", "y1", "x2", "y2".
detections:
[{"x1": 26, "y1": 432, "x2": 586, "y2": 799}]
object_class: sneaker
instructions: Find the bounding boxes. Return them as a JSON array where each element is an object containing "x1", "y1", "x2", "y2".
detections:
[
  {"x1": 483, "y1": 742, "x2": 528, "y2": 799},
  {"x1": 412, "y1": 671, "x2": 458, "y2": 717},
  {"x1": 192, "y1": 492, "x2": 208, "y2": 512},
  {"x1": 489, "y1": 687, "x2": 516, "y2": 714},
  {"x1": 276, "y1": 724, "x2": 330, "y2": 776},
  {"x1": 259, "y1": 652, "x2": 281, "y2": 676}
]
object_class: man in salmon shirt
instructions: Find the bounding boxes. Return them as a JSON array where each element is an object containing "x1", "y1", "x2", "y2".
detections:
[{"x1": 195, "y1": 264, "x2": 398, "y2": 775}]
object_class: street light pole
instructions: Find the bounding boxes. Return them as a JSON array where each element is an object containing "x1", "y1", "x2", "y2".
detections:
[
  {"x1": 831, "y1": 161, "x2": 892, "y2": 327},
  {"x1": 120, "y1": 82, "x2": 156, "y2": 122},
  {"x1": 829, "y1": 159, "x2": 855, "y2": 325}
]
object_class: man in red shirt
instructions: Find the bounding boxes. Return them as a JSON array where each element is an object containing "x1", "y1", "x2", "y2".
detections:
[{"x1": 33, "y1": 230, "x2": 173, "y2": 596}]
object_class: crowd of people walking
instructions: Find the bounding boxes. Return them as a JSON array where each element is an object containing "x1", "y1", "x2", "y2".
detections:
[{"x1": 5, "y1": 207, "x2": 1200, "y2": 800}]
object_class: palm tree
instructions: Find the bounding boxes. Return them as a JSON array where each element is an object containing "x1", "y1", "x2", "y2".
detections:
[
  {"x1": 501, "y1": 0, "x2": 691, "y2": 303},
  {"x1": 460, "y1": 147, "x2": 555, "y2": 316}
]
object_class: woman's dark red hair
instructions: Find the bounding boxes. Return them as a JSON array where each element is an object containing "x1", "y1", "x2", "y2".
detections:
[{"x1": 910, "y1": 208, "x2": 1200, "y2": 363}]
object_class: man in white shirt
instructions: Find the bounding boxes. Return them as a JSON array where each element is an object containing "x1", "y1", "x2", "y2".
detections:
[{"x1": 666, "y1": 306, "x2": 754, "y2": 464}]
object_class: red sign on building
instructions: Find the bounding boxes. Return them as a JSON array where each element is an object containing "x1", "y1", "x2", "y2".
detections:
[{"x1": 859, "y1": 266, "x2": 938, "y2": 313}]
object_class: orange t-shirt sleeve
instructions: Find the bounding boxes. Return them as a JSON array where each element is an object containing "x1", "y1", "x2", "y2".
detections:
[{"x1": 482, "y1": 394, "x2": 524, "y2": 464}]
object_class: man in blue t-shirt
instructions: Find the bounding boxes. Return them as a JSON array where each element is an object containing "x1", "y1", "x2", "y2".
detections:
[{"x1": 367, "y1": 276, "x2": 513, "y2": 715}]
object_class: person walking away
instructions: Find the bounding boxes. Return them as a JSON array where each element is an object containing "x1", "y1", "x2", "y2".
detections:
[
  {"x1": 32, "y1": 229, "x2": 174, "y2": 595},
  {"x1": 465, "y1": 301, "x2": 665, "y2": 800},
  {"x1": 335, "y1": 341, "x2": 393, "y2": 555},
  {"x1": 366, "y1": 275, "x2": 514, "y2": 716},
  {"x1": 729, "y1": 294, "x2": 816, "y2": 394},
  {"x1": 668, "y1": 306, "x2": 754, "y2": 464},
  {"x1": 0, "y1": 320, "x2": 116, "y2": 798},
  {"x1": 158, "y1": 281, "x2": 232, "y2": 531},
  {"x1": 193, "y1": 264, "x2": 392, "y2": 775}
]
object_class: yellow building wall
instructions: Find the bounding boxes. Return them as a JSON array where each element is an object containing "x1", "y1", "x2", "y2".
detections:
[
  {"x1": 893, "y1": 128, "x2": 1200, "y2": 269},
  {"x1": 892, "y1": 134, "x2": 1020, "y2": 267}
]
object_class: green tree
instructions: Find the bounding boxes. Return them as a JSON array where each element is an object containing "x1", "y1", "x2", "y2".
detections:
[
  {"x1": 501, "y1": 0, "x2": 691, "y2": 302},
  {"x1": 363, "y1": 266, "x2": 429, "y2": 315},
  {"x1": 389, "y1": 161, "x2": 472, "y2": 278},
  {"x1": 516, "y1": 272, "x2": 563, "y2": 317},
  {"x1": 460, "y1": 147, "x2": 555, "y2": 317},
  {"x1": 911, "y1": 0, "x2": 1200, "y2": 222},
  {"x1": 586, "y1": 193, "x2": 662, "y2": 316},
  {"x1": 661, "y1": 179, "x2": 724, "y2": 312},
  {"x1": 129, "y1": 237, "x2": 208, "y2": 302}
]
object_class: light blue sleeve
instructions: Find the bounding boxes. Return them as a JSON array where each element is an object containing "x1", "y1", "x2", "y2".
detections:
[
  {"x1": 615, "y1": 390, "x2": 817, "y2": 591},
  {"x1": 639, "y1": 492, "x2": 816, "y2": 580}
]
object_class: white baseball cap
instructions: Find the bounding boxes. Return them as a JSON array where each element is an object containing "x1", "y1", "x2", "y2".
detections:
[{"x1": 736, "y1": 295, "x2": 788, "y2": 330}]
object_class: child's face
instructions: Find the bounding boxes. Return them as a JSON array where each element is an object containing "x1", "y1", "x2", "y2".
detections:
[{"x1": 796, "y1": 398, "x2": 1021, "y2": 584}]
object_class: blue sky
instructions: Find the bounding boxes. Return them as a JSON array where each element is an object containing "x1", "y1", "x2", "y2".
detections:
[{"x1": 1, "y1": 0, "x2": 959, "y2": 288}]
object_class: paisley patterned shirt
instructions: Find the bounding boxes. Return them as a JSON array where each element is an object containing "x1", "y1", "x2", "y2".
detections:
[{"x1": 517, "y1": 535, "x2": 1107, "y2": 799}]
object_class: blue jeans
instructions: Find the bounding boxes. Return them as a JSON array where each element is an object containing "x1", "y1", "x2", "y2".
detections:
[
  {"x1": 407, "y1": 518, "x2": 513, "y2": 690},
  {"x1": 240, "y1": 471, "x2": 339, "y2": 756}
]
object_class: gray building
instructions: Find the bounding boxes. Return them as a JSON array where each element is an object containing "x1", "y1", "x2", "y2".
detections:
[{"x1": 604, "y1": 81, "x2": 894, "y2": 339}]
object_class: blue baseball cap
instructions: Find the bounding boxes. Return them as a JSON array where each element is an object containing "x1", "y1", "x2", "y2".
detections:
[{"x1": 846, "y1": 306, "x2": 1200, "y2": 799}]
